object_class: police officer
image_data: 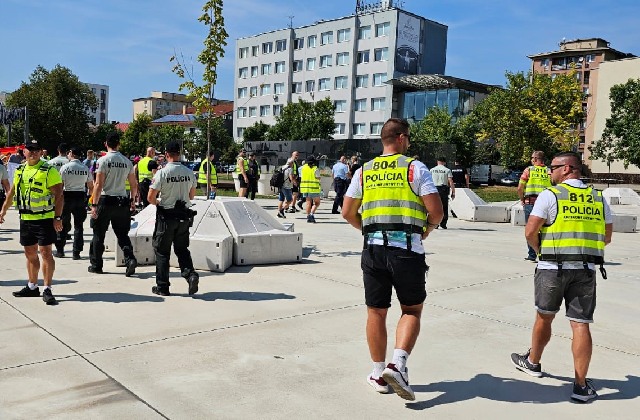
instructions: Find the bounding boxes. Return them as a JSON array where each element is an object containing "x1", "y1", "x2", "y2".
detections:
[
  {"x1": 511, "y1": 152, "x2": 613, "y2": 402},
  {"x1": 0, "y1": 140, "x2": 64, "y2": 305},
  {"x1": 47, "y1": 143, "x2": 70, "y2": 172},
  {"x1": 198, "y1": 150, "x2": 218, "y2": 199},
  {"x1": 147, "y1": 141, "x2": 199, "y2": 296},
  {"x1": 89, "y1": 132, "x2": 138, "y2": 276},
  {"x1": 135, "y1": 146, "x2": 156, "y2": 208},
  {"x1": 236, "y1": 149, "x2": 249, "y2": 198},
  {"x1": 430, "y1": 157, "x2": 455, "y2": 229},
  {"x1": 54, "y1": 146, "x2": 93, "y2": 259},
  {"x1": 518, "y1": 150, "x2": 552, "y2": 261},
  {"x1": 451, "y1": 160, "x2": 469, "y2": 188},
  {"x1": 299, "y1": 155, "x2": 321, "y2": 223},
  {"x1": 245, "y1": 152, "x2": 260, "y2": 200},
  {"x1": 343, "y1": 118, "x2": 443, "y2": 401}
]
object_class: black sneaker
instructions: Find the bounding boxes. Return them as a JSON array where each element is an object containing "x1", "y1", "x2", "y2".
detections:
[
  {"x1": 72, "y1": 252, "x2": 81, "y2": 260},
  {"x1": 42, "y1": 288, "x2": 58, "y2": 305},
  {"x1": 571, "y1": 379, "x2": 598, "y2": 402},
  {"x1": 125, "y1": 258, "x2": 137, "y2": 277},
  {"x1": 54, "y1": 250, "x2": 65, "y2": 258},
  {"x1": 524, "y1": 256, "x2": 537, "y2": 262},
  {"x1": 88, "y1": 266, "x2": 104, "y2": 274},
  {"x1": 307, "y1": 215, "x2": 316, "y2": 223},
  {"x1": 13, "y1": 285, "x2": 40, "y2": 297},
  {"x1": 187, "y1": 272, "x2": 199, "y2": 295},
  {"x1": 297, "y1": 201, "x2": 304, "y2": 210},
  {"x1": 277, "y1": 211, "x2": 285, "y2": 218},
  {"x1": 511, "y1": 349, "x2": 542, "y2": 377},
  {"x1": 152, "y1": 286, "x2": 170, "y2": 296}
]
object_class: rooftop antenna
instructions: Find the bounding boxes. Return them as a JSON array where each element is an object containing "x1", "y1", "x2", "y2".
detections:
[{"x1": 288, "y1": 15, "x2": 294, "y2": 29}]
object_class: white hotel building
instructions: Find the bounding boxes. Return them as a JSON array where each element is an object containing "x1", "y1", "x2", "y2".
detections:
[{"x1": 233, "y1": 2, "x2": 447, "y2": 142}]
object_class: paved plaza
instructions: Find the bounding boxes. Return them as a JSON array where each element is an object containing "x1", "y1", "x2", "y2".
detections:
[{"x1": 1, "y1": 198, "x2": 639, "y2": 419}]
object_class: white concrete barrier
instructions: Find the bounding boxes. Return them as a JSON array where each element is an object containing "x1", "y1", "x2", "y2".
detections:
[
  {"x1": 450, "y1": 189, "x2": 512, "y2": 223},
  {"x1": 612, "y1": 213, "x2": 637, "y2": 233},
  {"x1": 603, "y1": 188, "x2": 640, "y2": 206}
]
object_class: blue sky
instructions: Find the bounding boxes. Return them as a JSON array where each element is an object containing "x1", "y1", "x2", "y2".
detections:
[{"x1": 1, "y1": 0, "x2": 639, "y2": 123}]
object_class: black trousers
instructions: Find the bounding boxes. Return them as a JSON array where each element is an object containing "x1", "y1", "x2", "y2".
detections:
[
  {"x1": 89, "y1": 199, "x2": 135, "y2": 269},
  {"x1": 56, "y1": 191, "x2": 87, "y2": 253},
  {"x1": 139, "y1": 179, "x2": 151, "y2": 207},
  {"x1": 153, "y1": 214, "x2": 194, "y2": 289},
  {"x1": 245, "y1": 176, "x2": 258, "y2": 200},
  {"x1": 332, "y1": 178, "x2": 348, "y2": 212},
  {"x1": 436, "y1": 185, "x2": 450, "y2": 228}
]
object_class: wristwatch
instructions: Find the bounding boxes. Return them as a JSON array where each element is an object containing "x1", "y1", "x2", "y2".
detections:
[{"x1": 54, "y1": 216, "x2": 62, "y2": 221}]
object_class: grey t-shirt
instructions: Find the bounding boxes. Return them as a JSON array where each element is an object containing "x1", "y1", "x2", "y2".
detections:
[
  {"x1": 48, "y1": 156, "x2": 69, "y2": 172},
  {"x1": 150, "y1": 162, "x2": 197, "y2": 209},
  {"x1": 0, "y1": 163, "x2": 8, "y2": 181},
  {"x1": 430, "y1": 164, "x2": 452, "y2": 187},
  {"x1": 282, "y1": 165, "x2": 293, "y2": 189},
  {"x1": 96, "y1": 151, "x2": 134, "y2": 197},
  {"x1": 59, "y1": 159, "x2": 92, "y2": 192}
]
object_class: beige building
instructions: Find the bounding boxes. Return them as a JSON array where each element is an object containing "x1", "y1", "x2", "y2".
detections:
[
  {"x1": 590, "y1": 57, "x2": 640, "y2": 175},
  {"x1": 132, "y1": 91, "x2": 193, "y2": 120},
  {"x1": 528, "y1": 38, "x2": 634, "y2": 167}
]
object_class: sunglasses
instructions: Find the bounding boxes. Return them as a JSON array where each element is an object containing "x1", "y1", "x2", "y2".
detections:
[{"x1": 548, "y1": 164, "x2": 575, "y2": 172}]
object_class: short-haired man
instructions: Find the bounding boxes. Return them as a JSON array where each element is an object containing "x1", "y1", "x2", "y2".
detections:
[
  {"x1": 0, "y1": 140, "x2": 64, "y2": 305},
  {"x1": 289, "y1": 151, "x2": 301, "y2": 213},
  {"x1": 47, "y1": 143, "x2": 69, "y2": 172},
  {"x1": 430, "y1": 157, "x2": 455, "y2": 229},
  {"x1": 343, "y1": 118, "x2": 443, "y2": 401},
  {"x1": 135, "y1": 147, "x2": 156, "y2": 208},
  {"x1": 511, "y1": 152, "x2": 613, "y2": 402},
  {"x1": 245, "y1": 152, "x2": 260, "y2": 200},
  {"x1": 518, "y1": 151, "x2": 552, "y2": 261},
  {"x1": 451, "y1": 160, "x2": 470, "y2": 188},
  {"x1": 198, "y1": 150, "x2": 218, "y2": 199},
  {"x1": 331, "y1": 156, "x2": 349, "y2": 214},
  {"x1": 236, "y1": 149, "x2": 249, "y2": 198}
]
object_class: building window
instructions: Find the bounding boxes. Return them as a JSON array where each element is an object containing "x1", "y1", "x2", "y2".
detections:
[
  {"x1": 239, "y1": 67, "x2": 248, "y2": 78},
  {"x1": 237, "y1": 107, "x2": 247, "y2": 118},
  {"x1": 337, "y1": 28, "x2": 351, "y2": 43},
  {"x1": 334, "y1": 100, "x2": 347, "y2": 112},
  {"x1": 293, "y1": 60, "x2": 303, "y2": 72},
  {"x1": 335, "y1": 123, "x2": 346, "y2": 135},
  {"x1": 373, "y1": 73, "x2": 388, "y2": 86},
  {"x1": 251, "y1": 45, "x2": 259, "y2": 56},
  {"x1": 336, "y1": 52, "x2": 349, "y2": 66},
  {"x1": 276, "y1": 39, "x2": 287, "y2": 52},
  {"x1": 262, "y1": 42, "x2": 273, "y2": 54},
  {"x1": 250, "y1": 86, "x2": 258, "y2": 97},
  {"x1": 374, "y1": 47, "x2": 389, "y2": 61},
  {"x1": 306, "y1": 80, "x2": 315, "y2": 92},
  {"x1": 238, "y1": 87, "x2": 248, "y2": 98},
  {"x1": 319, "y1": 78, "x2": 331, "y2": 91},
  {"x1": 239, "y1": 47, "x2": 249, "y2": 58},
  {"x1": 371, "y1": 97, "x2": 386, "y2": 111},
  {"x1": 260, "y1": 105, "x2": 271, "y2": 117},
  {"x1": 319, "y1": 55, "x2": 332, "y2": 68},
  {"x1": 541, "y1": 58, "x2": 550, "y2": 69},
  {"x1": 370, "y1": 122, "x2": 383, "y2": 135},
  {"x1": 260, "y1": 84, "x2": 271, "y2": 96},
  {"x1": 261, "y1": 63, "x2": 272, "y2": 75},
  {"x1": 356, "y1": 75, "x2": 368, "y2": 88},
  {"x1": 583, "y1": 71, "x2": 590, "y2": 85},
  {"x1": 249, "y1": 106, "x2": 257, "y2": 117},
  {"x1": 321, "y1": 31, "x2": 333, "y2": 45},
  {"x1": 273, "y1": 104, "x2": 283, "y2": 116},
  {"x1": 251, "y1": 66, "x2": 258, "y2": 77},
  {"x1": 294, "y1": 38, "x2": 304, "y2": 50},
  {"x1": 586, "y1": 54, "x2": 595, "y2": 63},
  {"x1": 354, "y1": 99, "x2": 367, "y2": 111},
  {"x1": 335, "y1": 76, "x2": 348, "y2": 90},
  {"x1": 308, "y1": 35, "x2": 317, "y2": 48},
  {"x1": 274, "y1": 83, "x2": 284, "y2": 94},
  {"x1": 307, "y1": 57, "x2": 316, "y2": 71},
  {"x1": 357, "y1": 50, "x2": 370, "y2": 64},
  {"x1": 292, "y1": 82, "x2": 302, "y2": 94},
  {"x1": 358, "y1": 25, "x2": 371, "y2": 40},
  {"x1": 375, "y1": 22, "x2": 390, "y2": 37},
  {"x1": 237, "y1": 127, "x2": 245, "y2": 137},
  {"x1": 353, "y1": 123, "x2": 366, "y2": 135},
  {"x1": 583, "y1": 87, "x2": 589, "y2": 96},
  {"x1": 275, "y1": 61, "x2": 286, "y2": 73}
]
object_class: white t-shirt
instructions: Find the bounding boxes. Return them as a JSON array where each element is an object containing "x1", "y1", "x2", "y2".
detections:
[{"x1": 532, "y1": 179, "x2": 612, "y2": 270}]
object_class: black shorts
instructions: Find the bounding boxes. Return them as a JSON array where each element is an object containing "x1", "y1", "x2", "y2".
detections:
[
  {"x1": 291, "y1": 184, "x2": 299, "y2": 193},
  {"x1": 238, "y1": 175, "x2": 248, "y2": 188},
  {"x1": 20, "y1": 219, "x2": 57, "y2": 246},
  {"x1": 534, "y1": 269, "x2": 596, "y2": 323},
  {"x1": 361, "y1": 245, "x2": 428, "y2": 308}
]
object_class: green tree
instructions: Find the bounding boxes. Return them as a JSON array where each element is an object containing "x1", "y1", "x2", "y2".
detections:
[
  {"x1": 6, "y1": 65, "x2": 98, "y2": 151},
  {"x1": 88, "y1": 122, "x2": 118, "y2": 152},
  {"x1": 473, "y1": 71, "x2": 584, "y2": 168},
  {"x1": 183, "y1": 115, "x2": 235, "y2": 162},
  {"x1": 267, "y1": 97, "x2": 335, "y2": 141},
  {"x1": 243, "y1": 121, "x2": 270, "y2": 142},
  {"x1": 148, "y1": 124, "x2": 186, "y2": 154},
  {"x1": 121, "y1": 113, "x2": 152, "y2": 157},
  {"x1": 589, "y1": 78, "x2": 640, "y2": 168}
]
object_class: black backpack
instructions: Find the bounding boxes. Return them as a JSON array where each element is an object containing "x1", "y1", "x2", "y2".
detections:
[{"x1": 270, "y1": 168, "x2": 285, "y2": 189}]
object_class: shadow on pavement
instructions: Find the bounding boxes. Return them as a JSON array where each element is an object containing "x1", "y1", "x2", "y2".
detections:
[
  {"x1": 57, "y1": 293, "x2": 165, "y2": 303},
  {"x1": 194, "y1": 291, "x2": 295, "y2": 302},
  {"x1": 0, "y1": 279, "x2": 78, "y2": 287}
]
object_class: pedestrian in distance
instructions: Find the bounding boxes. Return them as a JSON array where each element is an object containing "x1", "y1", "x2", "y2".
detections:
[
  {"x1": 276, "y1": 158, "x2": 295, "y2": 218},
  {"x1": 511, "y1": 151, "x2": 613, "y2": 403},
  {"x1": 88, "y1": 132, "x2": 138, "y2": 277},
  {"x1": 198, "y1": 150, "x2": 218, "y2": 199},
  {"x1": 0, "y1": 140, "x2": 64, "y2": 305},
  {"x1": 342, "y1": 118, "x2": 444, "y2": 401},
  {"x1": 289, "y1": 150, "x2": 301, "y2": 213},
  {"x1": 430, "y1": 157, "x2": 455, "y2": 229},
  {"x1": 299, "y1": 155, "x2": 321, "y2": 223},
  {"x1": 0, "y1": 157, "x2": 10, "y2": 210},
  {"x1": 147, "y1": 141, "x2": 199, "y2": 296},
  {"x1": 451, "y1": 159, "x2": 470, "y2": 189},
  {"x1": 518, "y1": 151, "x2": 552, "y2": 262},
  {"x1": 135, "y1": 146, "x2": 156, "y2": 208},
  {"x1": 245, "y1": 152, "x2": 260, "y2": 200},
  {"x1": 331, "y1": 155, "x2": 349, "y2": 214},
  {"x1": 236, "y1": 148, "x2": 249, "y2": 198},
  {"x1": 54, "y1": 146, "x2": 93, "y2": 259},
  {"x1": 47, "y1": 143, "x2": 69, "y2": 172}
]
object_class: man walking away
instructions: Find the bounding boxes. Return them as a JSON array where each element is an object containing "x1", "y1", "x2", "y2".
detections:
[
  {"x1": 299, "y1": 155, "x2": 321, "y2": 223},
  {"x1": 236, "y1": 149, "x2": 249, "y2": 198},
  {"x1": 511, "y1": 152, "x2": 612, "y2": 403},
  {"x1": 277, "y1": 159, "x2": 294, "y2": 218},
  {"x1": 245, "y1": 152, "x2": 260, "y2": 200},
  {"x1": 518, "y1": 151, "x2": 552, "y2": 262},
  {"x1": 331, "y1": 156, "x2": 349, "y2": 214},
  {"x1": 451, "y1": 160, "x2": 470, "y2": 188},
  {"x1": 198, "y1": 150, "x2": 218, "y2": 199},
  {"x1": 47, "y1": 143, "x2": 70, "y2": 172},
  {"x1": 135, "y1": 147, "x2": 156, "y2": 208},
  {"x1": 430, "y1": 157, "x2": 455, "y2": 229},
  {"x1": 343, "y1": 118, "x2": 443, "y2": 401}
]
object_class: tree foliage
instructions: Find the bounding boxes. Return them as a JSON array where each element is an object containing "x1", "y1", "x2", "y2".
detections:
[
  {"x1": 243, "y1": 121, "x2": 270, "y2": 143},
  {"x1": 120, "y1": 113, "x2": 152, "y2": 157},
  {"x1": 88, "y1": 122, "x2": 118, "y2": 152},
  {"x1": 6, "y1": 65, "x2": 98, "y2": 151},
  {"x1": 473, "y1": 71, "x2": 584, "y2": 168},
  {"x1": 266, "y1": 97, "x2": 336, "y2": 141},
  {"x1": 185, "y1": 115, "x2": 236, "y2": 162},
  {"x1": 589, "y1": 78, "x2": 640, "y2": 168}
]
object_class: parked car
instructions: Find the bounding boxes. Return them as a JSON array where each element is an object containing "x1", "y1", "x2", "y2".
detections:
[
  {"x1": 498, "y1": 170, "x2": 523, "y2": 186},
  {"x1": 470, "y1": 164, "x2": 505, "y2": 186}
]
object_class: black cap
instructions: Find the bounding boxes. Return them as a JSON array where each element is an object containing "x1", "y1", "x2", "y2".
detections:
[
  {"x1": 165, "y1": 141, "x2": 181, "y2": 154},
  {"x1": 306, "y1": 155, "x2": 317, "y2": 164},
  {"x1": 25, "y1": 140, "x2": 42, "y2": 151}
]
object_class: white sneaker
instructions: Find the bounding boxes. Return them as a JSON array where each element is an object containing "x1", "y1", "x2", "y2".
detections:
[
  {"x1": 367, "y1": 375, "x2": 389, "y2": 393},
  {"x1": 382, "y1": 363, "x2": 415, "y2": 401}
]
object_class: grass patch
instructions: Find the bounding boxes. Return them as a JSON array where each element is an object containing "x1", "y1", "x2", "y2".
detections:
[{"x1": 471, "y1": 186, "x2": 518, "y2": 202}]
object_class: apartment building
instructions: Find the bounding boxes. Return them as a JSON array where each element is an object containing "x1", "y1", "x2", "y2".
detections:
[
  {"x1": 86, "y1": 83, "x2": 109, "y2": 126},
  {"x1": 233, "y1": 1, "x2": 447, "y2": 142},
  {"x1": 132, "y1": 91, "x2": 194, "y2": 120},
  {"x1": 528, "y1": 38, "x2": 634, "y2": 166}
]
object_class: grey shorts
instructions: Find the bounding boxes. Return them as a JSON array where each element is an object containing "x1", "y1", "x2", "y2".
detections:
[{"x1": 534, "y1": 269, "x2": 596, "y2": 323}]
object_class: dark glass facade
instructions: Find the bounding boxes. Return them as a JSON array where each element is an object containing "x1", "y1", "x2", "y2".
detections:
[{"x1": 401, "y1": 89, "x2": 485, "y2": 121}]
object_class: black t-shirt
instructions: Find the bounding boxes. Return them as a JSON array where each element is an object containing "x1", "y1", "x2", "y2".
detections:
[{"x1": 451, "y1": 165, "x2": 467, "y2": 186}]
